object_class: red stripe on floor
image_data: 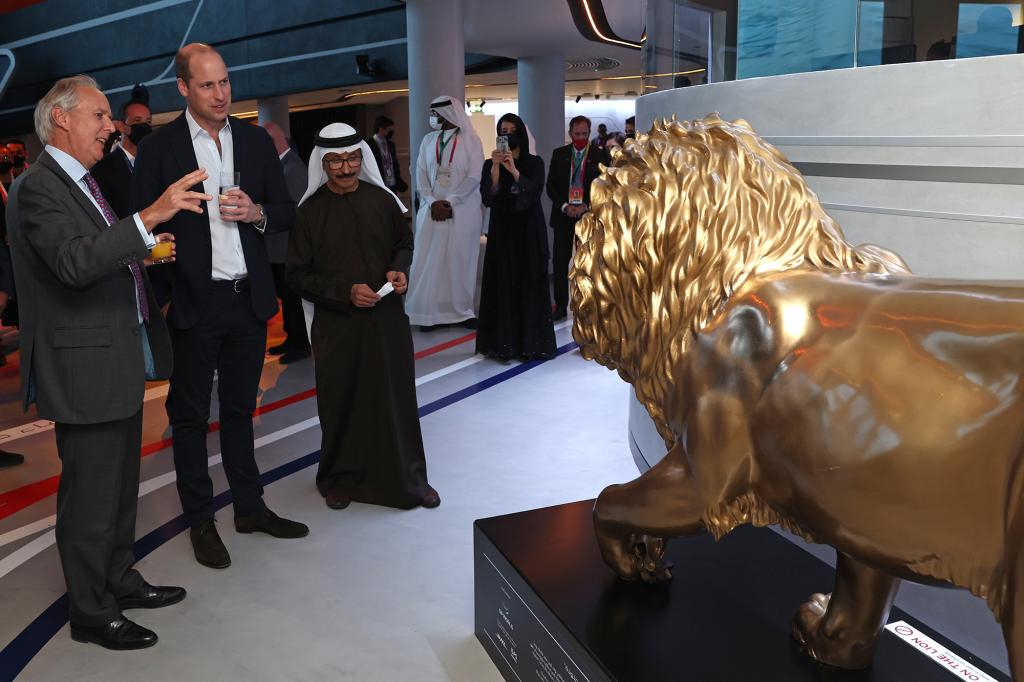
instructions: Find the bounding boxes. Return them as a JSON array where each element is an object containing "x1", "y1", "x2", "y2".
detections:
[
  {"x1": 414, "y1": 332, "x2": 475, "y2": 360},
  {"x1": 0, "y1": 334, "x2": 472, "y2": 522}
]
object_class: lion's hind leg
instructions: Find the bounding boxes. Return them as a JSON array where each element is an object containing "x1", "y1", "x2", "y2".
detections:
[
  {"x1": 1001, "y1": 529, "x2": 1024, "y2": 678},
  {"x1": 792, "y1": 552, "x2": 900, "y2": 669}
]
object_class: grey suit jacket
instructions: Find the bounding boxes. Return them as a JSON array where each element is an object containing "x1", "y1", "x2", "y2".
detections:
[
  {"x1": 6, "y1": 151, "x2": 172, "y2": 423},
  {"x1": 266, "y1": 148, "x2": 307, "y2": 264}
]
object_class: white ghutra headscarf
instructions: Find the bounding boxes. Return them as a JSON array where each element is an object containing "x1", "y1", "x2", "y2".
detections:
[
  {"x1": 298, "y1": 122, "x2": 406, "y2": 211},
  {"x1": 429, "y1": 95, "x2": 484, "y2": 163}
]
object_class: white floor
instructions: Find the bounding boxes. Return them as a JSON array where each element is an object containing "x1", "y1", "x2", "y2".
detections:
[{"x1": 4, "y1": 322, "x2": 640, "y2": 681}]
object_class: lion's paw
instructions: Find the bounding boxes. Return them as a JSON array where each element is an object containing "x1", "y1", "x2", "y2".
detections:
[
  {"x1": 792, "y1": 592, "x2": 874, "y2": 670},
  {"x1": 594, "y1": 525, "x2": 673, "y2": 583},
  {"x1": 631, "y1": 534, "x2": 673, "y2": 583}
]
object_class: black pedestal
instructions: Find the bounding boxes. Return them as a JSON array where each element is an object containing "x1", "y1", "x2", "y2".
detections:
[{"x1": 474, "y1": 500, "x2": 1008, "y2": 682}]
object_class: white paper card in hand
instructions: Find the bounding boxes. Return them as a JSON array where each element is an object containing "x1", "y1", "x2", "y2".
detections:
[{"x1": 376, "y1": 281, "x2": 394, "y2": 297}]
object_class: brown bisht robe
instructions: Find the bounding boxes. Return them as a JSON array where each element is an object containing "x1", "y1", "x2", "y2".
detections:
[{"x1": 286, "y1": 181, "x2": 430, "y2": 508}]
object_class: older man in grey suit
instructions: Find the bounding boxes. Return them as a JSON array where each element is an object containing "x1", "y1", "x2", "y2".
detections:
[
  {"x1": 261, "y1": 121, "x2": 309, "y2": 363},
  {"x1": 7, "y1": 75, "x2": 210, "y2": 650}
]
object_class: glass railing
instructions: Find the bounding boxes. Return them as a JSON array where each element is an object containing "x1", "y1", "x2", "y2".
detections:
[{"x1": 643, "y1": 0, "x2": 1024, "y2": 91}]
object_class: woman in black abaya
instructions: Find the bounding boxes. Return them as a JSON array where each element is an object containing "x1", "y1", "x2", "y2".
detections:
[{"x1": 476, "y1": 113, "x2": 556, "y2": 361}]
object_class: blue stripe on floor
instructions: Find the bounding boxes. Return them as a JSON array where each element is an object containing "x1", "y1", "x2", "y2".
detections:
[{"x1": 0, "y1": 342, "x2": 577, "y2": 679}]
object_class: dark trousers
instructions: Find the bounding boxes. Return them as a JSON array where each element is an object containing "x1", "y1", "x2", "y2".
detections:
[
  {"x1": 167, "y1": 286, "x2": 268, "y2": 527},
  {"x1": 272, "y1": 263, "x2": 309, "y2": 349},
  {"x1": 55, "y1": 409, "x2": 146, "y2": 627},
  {"x1": 551, "y1": 222, "x2": 576, "y2": 314}
]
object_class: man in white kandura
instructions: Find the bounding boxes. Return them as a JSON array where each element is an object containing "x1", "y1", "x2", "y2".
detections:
[{"x1": 406, "y1": 95, "x2": 484, "y2": 330}]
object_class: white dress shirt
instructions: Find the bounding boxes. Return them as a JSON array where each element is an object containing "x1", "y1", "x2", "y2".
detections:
[
  {"x1": 115, "y1": 141, "x2": 136, "y2": 167},
  {"x1": 46, "y1": 144, "x2": 154, "y2": 323},
  {"x1": 185, "y1": 108, "x2": 247, "y2": 280}
]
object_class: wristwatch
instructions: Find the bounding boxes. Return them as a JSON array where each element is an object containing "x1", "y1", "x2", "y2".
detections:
[{"x1": 253, "y1": 204, "x2": 268, "y2": 231}]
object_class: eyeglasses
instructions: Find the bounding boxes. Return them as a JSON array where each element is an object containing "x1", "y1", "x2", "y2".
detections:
[{"x1": 323, "y1": 155, "x2": 362, "y2": 169}]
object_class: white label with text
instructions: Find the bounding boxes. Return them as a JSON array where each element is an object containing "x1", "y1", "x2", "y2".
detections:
[{"x1": 884, "y1": 621, "x2": 997, "y2": 681}]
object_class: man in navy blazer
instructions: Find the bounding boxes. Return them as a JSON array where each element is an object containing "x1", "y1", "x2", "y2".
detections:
[
  {"x1": 546, "y1": 115, "x2": 609, "y2": 320},
  {"x1": 131, "y1": 43, "x2": 308, "y2": 571}
]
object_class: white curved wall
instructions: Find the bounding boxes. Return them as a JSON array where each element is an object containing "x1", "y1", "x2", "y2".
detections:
[{"x1": 637, "y1": 54, "x2": 1024, "y2": 280}]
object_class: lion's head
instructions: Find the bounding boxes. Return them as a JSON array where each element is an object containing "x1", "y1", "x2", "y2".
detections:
[{"x1": 571, "y1": 114, "x2": 908, "y2": 444}]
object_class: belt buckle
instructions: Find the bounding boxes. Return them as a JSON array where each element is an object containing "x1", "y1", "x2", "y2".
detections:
[{"x1": 233, "y1": 279, "x2": 242, "y2": 293}]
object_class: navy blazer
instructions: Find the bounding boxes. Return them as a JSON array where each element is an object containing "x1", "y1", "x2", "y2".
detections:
[
  {"x1": 91, "y1": 145, "x2": 134, "y2": 219},
  {"x1": 129, "y1": 113, "x2": 295, "y2": 330}
]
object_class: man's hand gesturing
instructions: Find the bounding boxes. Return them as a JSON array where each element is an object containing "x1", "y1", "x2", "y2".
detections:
[{"x1": 139, "y1": 169, "x2": 212, "y2": 231}]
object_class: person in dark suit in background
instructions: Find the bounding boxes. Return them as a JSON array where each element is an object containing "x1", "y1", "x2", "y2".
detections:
[
  {"x1": 260, "y1": 120, "x2": 309, "y2": 363},
  {"x1": 7, "y1": 74, "x2": 208, "y2": 650},
  {"x1": 131, "y1": 43, "x2": 308, "y2": 571},
  {"x1": 545, "y1": 115, "x2": 609, "y2": 320},
  {"x1": 6, "y1": 139, "x2": 30, "y2": 180},
  {"x1": 0, "y1": 236, "x2": 25, "y2": 468},
  {"x1": 368, "y1": 115, "x2": 408, "y2": 194},
  {"x1": 91, "y1": 94, "x2": 154, "y2": 218}
]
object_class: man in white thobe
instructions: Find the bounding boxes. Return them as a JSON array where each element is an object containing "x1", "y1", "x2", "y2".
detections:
[{"x1": 406, "y1": 95, "x2": 484, "y2": 329}]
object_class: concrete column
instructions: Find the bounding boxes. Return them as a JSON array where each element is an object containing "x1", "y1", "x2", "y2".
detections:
[
  {"x1": 406, "y1": 0, "x2": 465, "y2": 203},
  {"x1": 517, "y1": 55, "x2": 565, "y2": 270},
  {"x1": 257, "y1": 95, "x2": 291, "y2": 140},
  {"x1": 517, "y1": 55, "x2": 565, "y2": 166}
]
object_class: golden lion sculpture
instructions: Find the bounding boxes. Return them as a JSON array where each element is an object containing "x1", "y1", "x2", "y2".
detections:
[{"x1": 572, "y1": 114, "x2": 1024, "y2": 675}]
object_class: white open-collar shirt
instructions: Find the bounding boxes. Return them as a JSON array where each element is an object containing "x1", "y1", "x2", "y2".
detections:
[{"x1": 185, "y1": 108, "x2": 247, "y2": 280}]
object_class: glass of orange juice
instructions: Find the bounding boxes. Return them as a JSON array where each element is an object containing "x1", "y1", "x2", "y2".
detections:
[{"x1": 150, "y1": 239, "x2": 173, "y2": 264}]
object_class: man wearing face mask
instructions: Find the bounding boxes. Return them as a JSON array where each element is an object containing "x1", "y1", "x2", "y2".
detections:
[
  {"x1": 407, "y1": 96, "x2": 484, "y2": 330},
  {"x1": 368, "y1": 116, "x2": 408, "y2": 195},
  {"x1": 6, "y1": 140, "x2": 29, "y2": 179},
  {"x1": 0, "y1": 147, "x2": 14, "y2": 191},
  {"x1": 545, "y1": 115, "x2": 609, "y2": 321},
  {"x1": 91, "y1": 98, "x2": 153, "y2": 219}
]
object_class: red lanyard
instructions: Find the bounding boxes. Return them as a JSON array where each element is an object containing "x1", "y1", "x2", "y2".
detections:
[
  {"x1": 569, "y1": 145, "x2": 590, "y2": 188},
  {"x1": 435, "y1": 129, "x2": 459, "y2": 165}
]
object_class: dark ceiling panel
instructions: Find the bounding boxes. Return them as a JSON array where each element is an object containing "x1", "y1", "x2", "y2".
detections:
[{"x1": 0, "y1": 0, "x2": 510, "y2": 135}]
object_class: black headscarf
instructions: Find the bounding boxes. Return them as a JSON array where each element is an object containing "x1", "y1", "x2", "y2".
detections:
[{"x1": 496, "y1": 113, "x2": 531, "y2": 156}]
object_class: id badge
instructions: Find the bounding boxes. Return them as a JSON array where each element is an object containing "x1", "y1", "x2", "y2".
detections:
[
  {"x1": 568, "y1": 187, "x2": 584, "y2": 205},
  {"x1": 436, "y1": 167, "x2": 452, "y2": 188}
]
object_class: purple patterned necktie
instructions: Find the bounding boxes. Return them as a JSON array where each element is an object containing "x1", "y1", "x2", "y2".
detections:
[{"x1": 82, "y1": 172, "x2": 149, "y2": 322}]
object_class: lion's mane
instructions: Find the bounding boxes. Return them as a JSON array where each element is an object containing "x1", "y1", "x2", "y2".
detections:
[{"x1": 571, "y1": 114, "x2": 908, "y2": 446}]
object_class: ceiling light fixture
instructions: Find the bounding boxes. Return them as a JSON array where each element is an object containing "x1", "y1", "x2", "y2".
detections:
[
  {"x1": 600, "y1": 68, "x2": 706, "y2": 81},
  {"x1": 567, "y1": 0, "x2": 642, "y2": 51}
]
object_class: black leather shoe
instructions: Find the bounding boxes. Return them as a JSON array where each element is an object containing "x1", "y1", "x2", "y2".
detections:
[
  {"x1": 267, "y1": 342, "x2": 289, "y2": 355},
  {"x1": 190, "y1": 519, "x2": 231, "y2": 569},
  {"x1": 325, "y1": 492, "x2": 351, "y2": 510},
  {"x1": 421, "y1": 487, "x2": 441, "y2": 509},
  {"x1": 460, "y1": 318, "x2": 478, "y2": 329},
  {"x1": 279, "y1": 347, "x2": 311, "y2": 364},
  {"x1": 70, "y1": 617, "x2": 158, "y2": 650},
  {"x1": 235, "y1": 510, "x2": 309, "y2": 538},
  {"x1": 0, "y1": 450, "x2": 24, "y2": 469},
  {"x1": 118, "y1": 582, "x2": 186, "y2": 610}
]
